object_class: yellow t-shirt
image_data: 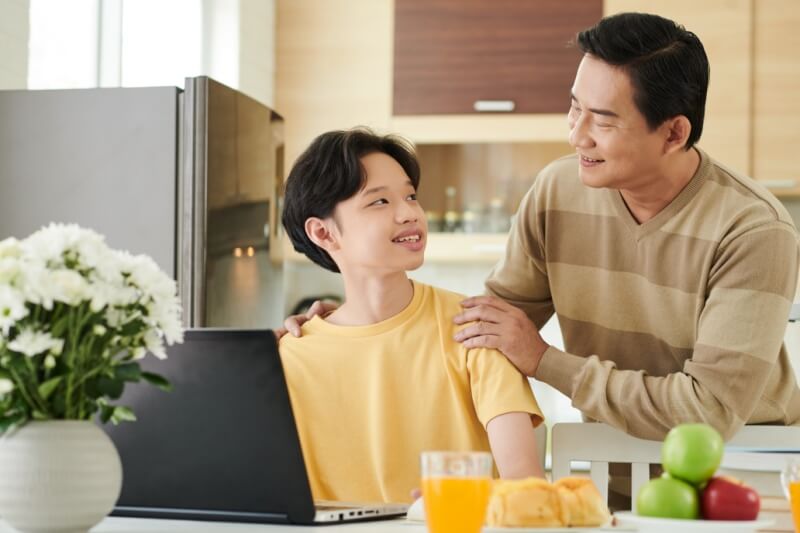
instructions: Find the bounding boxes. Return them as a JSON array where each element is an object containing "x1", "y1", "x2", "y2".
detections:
[{"x1": 278, "y1": 281, "x2": 543, "y2": 503}]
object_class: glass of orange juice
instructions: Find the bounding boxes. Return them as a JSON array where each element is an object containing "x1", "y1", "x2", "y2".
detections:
[
  {"x1": 782, "y1": 458, "x2": 800, "y2": 533},
  {"x1": 420, "y1": 451, "x2": 492, "y2": 533}
]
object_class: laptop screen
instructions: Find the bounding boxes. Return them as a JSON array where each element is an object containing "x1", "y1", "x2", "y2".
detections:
[{"x1": 103, "y1": 329, "x2": 317, "y2": 524}]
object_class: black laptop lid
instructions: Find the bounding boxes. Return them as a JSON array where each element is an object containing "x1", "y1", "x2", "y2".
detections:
[{"x1": 103, "y1": 329, "x2": 316, "y2": 524}]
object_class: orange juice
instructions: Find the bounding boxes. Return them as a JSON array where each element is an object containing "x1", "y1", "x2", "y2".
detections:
[
  {"x1": 790, "y1": 481, "x2": 800, "y2": 533},
  {"x1": 422, "y1": 476, "x2": 492, "y2": 533}
]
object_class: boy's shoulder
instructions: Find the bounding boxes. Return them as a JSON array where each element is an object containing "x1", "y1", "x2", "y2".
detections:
[{"x1": 415, "y1": 282, "x2": 470, "y2": 315}]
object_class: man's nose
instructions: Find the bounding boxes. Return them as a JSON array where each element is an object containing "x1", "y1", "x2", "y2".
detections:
[{"x1": 569, "y1": 115, "x2": 594, "y2": 149}]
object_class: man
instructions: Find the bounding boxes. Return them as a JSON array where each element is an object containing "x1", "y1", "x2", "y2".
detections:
[
  {"x1": 452, "y1": 12, "x2": 800, "y2": 440},
  {"x1": 282, "y1": 12, "x2": 800, "y2": 442}
]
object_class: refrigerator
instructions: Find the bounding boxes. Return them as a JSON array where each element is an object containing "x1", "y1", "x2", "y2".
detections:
[{"x1": 0, "y1": 77, "x2": 285, "y2": 328}]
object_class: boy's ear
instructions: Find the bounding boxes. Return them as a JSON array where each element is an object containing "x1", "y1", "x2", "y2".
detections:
[{"x1": 305, "y1": 217, "x2": 340, "y2": 253}]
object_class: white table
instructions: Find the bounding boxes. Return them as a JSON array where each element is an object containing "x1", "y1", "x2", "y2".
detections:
[{"x1": 0, "y1": 517, "x2": 624, "y2": 532}]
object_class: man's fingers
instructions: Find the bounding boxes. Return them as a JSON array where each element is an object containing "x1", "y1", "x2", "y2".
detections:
[
  {"x1": 274, "y1": 327, "x2": 288, "y2": 339},
  {"x1": 454, "y1": 321, "x2": 501, "y2": 342},
  {"x1": 284, "y1": 316, "x2": 305, "y2": 337},
  {"x1": 306, "y1": 300, "x2": 325, "y2": 319},
  {"x1": 462, "y1": 335, "x2": 501, "y2": 350},
  {"x1": 410, "y1": 488, "x2": 422, "y2": 500},
  {"x1": 453, "y1": 304, "x2": 507, "y2": 325}
]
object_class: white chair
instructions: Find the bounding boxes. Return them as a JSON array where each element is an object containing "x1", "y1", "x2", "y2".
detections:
[{"x1": 551, "y1": 422, "x2": 800, "y2": 512}]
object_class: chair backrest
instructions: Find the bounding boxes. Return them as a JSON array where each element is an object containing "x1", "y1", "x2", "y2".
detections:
[{"x1": 551, "y1": 422, "x2": 800, "y2": 512}]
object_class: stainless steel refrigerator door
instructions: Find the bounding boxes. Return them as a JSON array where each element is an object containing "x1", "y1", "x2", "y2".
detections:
[
  {"x1": 0, "y1": 86, "x2": 179, "y2": 279},
  {"x1": 181, "y1": 77, "x2": 283, "y2": 328}
]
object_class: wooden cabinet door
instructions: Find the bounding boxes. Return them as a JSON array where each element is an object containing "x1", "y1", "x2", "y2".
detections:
[
  {"x1": 753, "y1": 0, "x2": 800, "y2": 186},
  {"x1": 393, "y1": 0, "x2": 601, "y2": 115}
]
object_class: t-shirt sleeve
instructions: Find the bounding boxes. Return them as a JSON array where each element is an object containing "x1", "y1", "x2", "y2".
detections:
[{"x1": 466, "y1": 346, "x2": 544, "y2": 429}]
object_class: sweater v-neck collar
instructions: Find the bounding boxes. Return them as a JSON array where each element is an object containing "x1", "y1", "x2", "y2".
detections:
[{"x1": 609, "y1": 148, "x2": 711, "y2": 242}]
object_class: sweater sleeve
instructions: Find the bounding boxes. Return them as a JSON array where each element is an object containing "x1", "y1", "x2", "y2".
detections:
[{"x1": 536, "y1": 221, "x2": 799, "y2": 440}]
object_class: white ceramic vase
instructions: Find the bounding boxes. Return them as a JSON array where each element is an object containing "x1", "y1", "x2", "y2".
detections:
[{"x1": 0, "y1": 420, "x2": 122, "y2": 533}]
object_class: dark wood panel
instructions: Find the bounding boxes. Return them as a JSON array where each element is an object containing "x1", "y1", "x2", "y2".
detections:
[{"x1": 393, "y1": 0, "x2": 602, "y2": 115}]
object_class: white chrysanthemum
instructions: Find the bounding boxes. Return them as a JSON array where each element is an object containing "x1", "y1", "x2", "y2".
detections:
[
  {"x1": 45, "y1": 269, "x2": 90, "y2": 306},
  {"x1": 0, "y1": 257, "x2": 20, "y2": 285},
  {"x1": 148, "y1": 298, "x2": 183, "y2": 345},
  {"x1": 18, "y1": 262, "x2": 54, "y2": 310},
  {"x1": 0, "y1": 238, "x2": 21, "y2": 259},
  {"x1": 8, "y1": 328, "x2": 64, "y2": 357},
  {"x1": 144, "y1": 329, "x2": 167, "y2": 359},
  {"x1": 0, "y1": 378, "x2": 13, "y2": 394},
  {"x1": 0, "y1": 285, "x2": 28, "y2": 335}
]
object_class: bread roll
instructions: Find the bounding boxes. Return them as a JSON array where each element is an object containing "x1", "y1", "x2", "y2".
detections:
[
  {"x1": 486, "y1": 478, "x2": 565, "y2": 527},
  {"x1": 555, "y1": 476, "x2": 611, "y2": 527}
]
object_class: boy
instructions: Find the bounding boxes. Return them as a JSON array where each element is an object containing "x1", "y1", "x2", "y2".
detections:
[{"x1": 279, "y1": 128, "x2": 543, "y2": 504}]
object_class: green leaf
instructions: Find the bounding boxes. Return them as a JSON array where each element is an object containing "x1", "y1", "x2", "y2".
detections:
[
  {"x1": 99, "y1": 403, "x2": 114, "y2": 424},
  {"x1": 95, "y1": 377, "x2": 124, "y2": 399},
  {"x1": 37, "y1": 376, "x2": 63, "y2": 401},
  {"x1": 0, "y1": 412, "x2": 27, "y2": 434},
  {"x1": 110, "y1": 406, "x2": 136, "y2": 425},
  {"x1": 141, "y1": 371, "x2": 172, "y2": 392},
  {"x1": 114, "y1": 362, "x2": 141, "y2": 382},
  {"x1": 31, "y1": 410, "x2": 49, "y2": 420}
]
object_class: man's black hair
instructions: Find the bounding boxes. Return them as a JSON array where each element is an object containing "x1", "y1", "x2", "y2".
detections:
[
  {"x1": 281, "y1": 127, "x2": 420, "y2": 273},
  {"x1": 577, "y1": 12, "x2": 709, "y2": 149}
]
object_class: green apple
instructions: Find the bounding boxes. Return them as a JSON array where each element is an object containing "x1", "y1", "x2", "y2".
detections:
[
  {"x1": 662, "y1": 423, "x2": 723, "y2": 485},
  {"x1": 636, "y1": 477, "x2": 700, "y2": 519}
]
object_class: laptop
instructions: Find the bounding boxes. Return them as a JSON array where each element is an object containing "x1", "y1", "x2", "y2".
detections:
[{"x1": 103, "y1": 328, "x2": 408, "y2": 524}]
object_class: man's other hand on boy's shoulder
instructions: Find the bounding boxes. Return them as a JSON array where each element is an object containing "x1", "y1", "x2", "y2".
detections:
[{"x1": 276, "y1": 299, "x2": 341, "y2": 339}]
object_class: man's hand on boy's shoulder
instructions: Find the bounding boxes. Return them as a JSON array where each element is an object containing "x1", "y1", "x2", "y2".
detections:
[
  {"x1": 453, "y1": 295, "x2": 549, "y2": 377},
  {"x1": 276, "y1": 300, "x2": 341, "y2": 339}
]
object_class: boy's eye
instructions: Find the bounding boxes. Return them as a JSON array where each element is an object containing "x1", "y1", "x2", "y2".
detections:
[
  {"x1": 369, "y1": 198, "x2": 388, "y2": 206},
  {"x1": 407, "y1": 193, "x2": 417, "y2": 201}
]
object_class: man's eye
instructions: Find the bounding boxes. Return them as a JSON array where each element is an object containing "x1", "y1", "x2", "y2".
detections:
[
  {"x1": 407, "y1": 193, "x2": 417, "y2": 201},
  {"x1": 370, "y1": 198, "x2": 388, "y2": 206}
]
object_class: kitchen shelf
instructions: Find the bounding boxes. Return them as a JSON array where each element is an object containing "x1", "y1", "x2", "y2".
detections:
[{"x1": 283, "y1": 232, "x2": 508, "y2": 265}]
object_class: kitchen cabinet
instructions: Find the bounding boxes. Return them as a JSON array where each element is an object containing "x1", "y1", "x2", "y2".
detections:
[
  {"x1": 753, "y1": 0, "x2": 800, "y2": 194},
  {"x1": 393, "y1": 0, "x2": 602, "y2": 115}
]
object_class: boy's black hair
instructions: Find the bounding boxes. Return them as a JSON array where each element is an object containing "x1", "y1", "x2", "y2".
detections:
[
  {"x1": 577, "y1": 12, "x2": 709, "y2": 149},
  {"x1": 281, "y1": 127, "x2": 420, "y2": 273}
]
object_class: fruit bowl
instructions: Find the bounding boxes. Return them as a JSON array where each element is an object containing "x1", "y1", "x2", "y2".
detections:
[{"x1": 614, "y1": 511, "x2": 773, "y2": 533}]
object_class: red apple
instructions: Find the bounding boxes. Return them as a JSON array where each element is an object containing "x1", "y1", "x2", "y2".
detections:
[{"x1": 701, "y1": 476, "x2": 760, "y2": 520}]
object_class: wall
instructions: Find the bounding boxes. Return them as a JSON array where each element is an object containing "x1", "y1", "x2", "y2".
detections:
[{"x1": 0, "y1": 0, "x2": 29, "y2": 90}]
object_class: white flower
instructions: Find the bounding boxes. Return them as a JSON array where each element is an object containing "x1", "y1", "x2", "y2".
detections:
[
  {"x1": 144, "y1": 329, "x2": 167, "y2": 359},
  {"x1": 0, "y1": 238, "x2": 21, "y2": 259},
  {"x1": 0, "y1": 285, "x2": 28, "y2": 335},
  {"x1": 0, "y1": 258, "x2": 20, "y2": 285},
  {"x1": 45, "y1": 269, "x2": 90, "y2": 306},
  {"x1": 0, "y1": 378, "x2": 13, "y2": 395},
  {"x1": 131, "y1": 346, "x2": 147, "y2": 360},
  {"x1": 8, "y1": 328, "x2": 64, "y2": 357}
]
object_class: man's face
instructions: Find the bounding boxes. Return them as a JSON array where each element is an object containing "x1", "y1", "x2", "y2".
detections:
[
  {"x1": 568, "y1": 54, "x2": 668, "y2": 190},
  {"x1": 328, "y1": 152, "x2": 427, "y2": 274}
]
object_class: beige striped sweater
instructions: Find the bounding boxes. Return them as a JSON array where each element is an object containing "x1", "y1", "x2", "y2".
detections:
[{"x1": 486, "y1": 149, "x2": 800, "y2": 440}]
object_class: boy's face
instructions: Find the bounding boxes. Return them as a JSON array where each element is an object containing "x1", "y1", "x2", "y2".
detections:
[
  {"x1": 327, "y1": 152, "x2": 427, "y2": 274},
  {"x1": 568, "y1": 54, "x2": 673, "y2": 190}
]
